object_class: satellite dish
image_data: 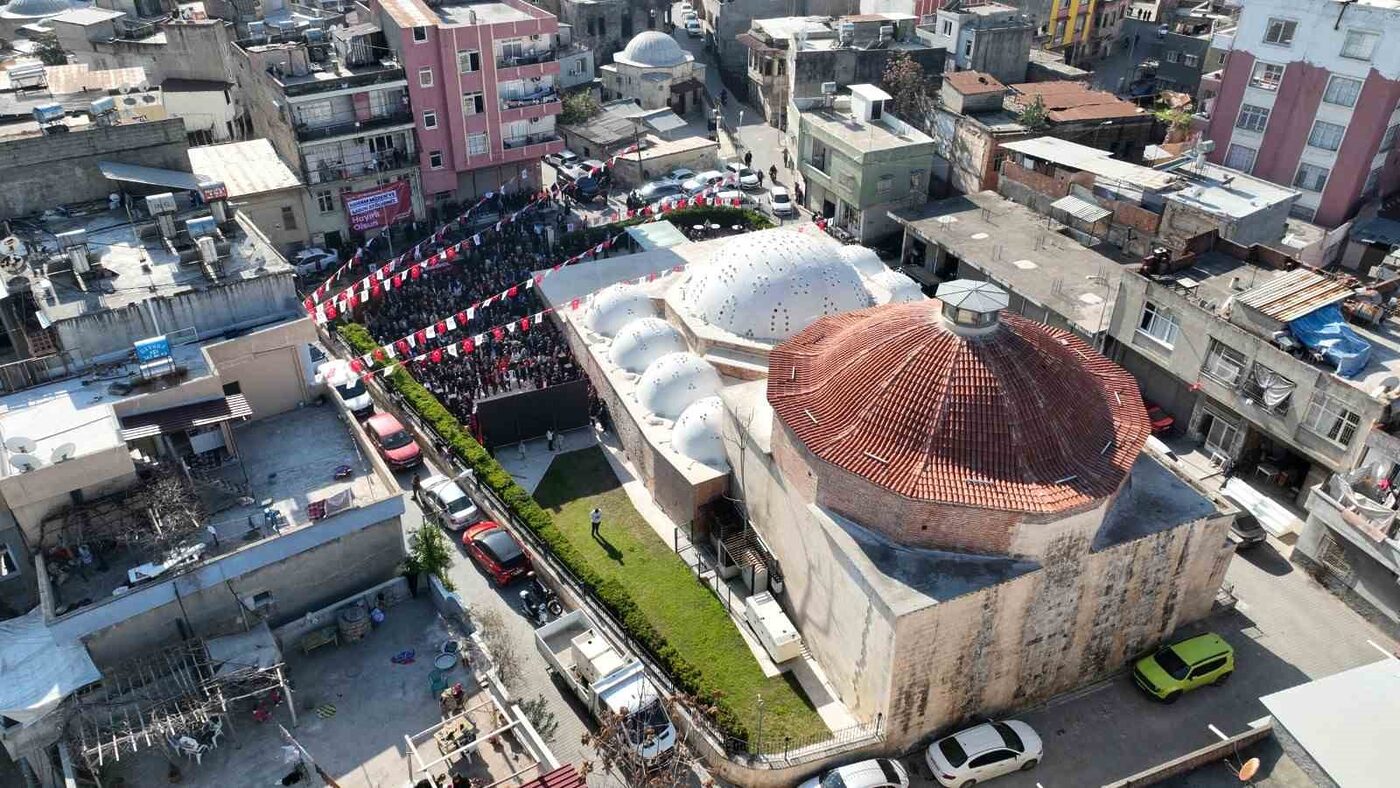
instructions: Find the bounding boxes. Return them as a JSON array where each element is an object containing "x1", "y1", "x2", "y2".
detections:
[
  {"x1": 10, "y1": 454, "x2": 42, "y2": 473},
  {"x1": 5, "y1": 436, "x2": 36, "y2": 454},
  {"x1": 1238, "y1": 757, "x2": 1260, "y2": 781},
  {"x1": 51, "y1": 443, "x2": 77, "y2": 463}
]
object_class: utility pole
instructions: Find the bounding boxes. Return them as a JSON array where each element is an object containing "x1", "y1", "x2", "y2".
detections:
[{"x1": 278, "y1": 725, "x2": 340, "y2": 787}]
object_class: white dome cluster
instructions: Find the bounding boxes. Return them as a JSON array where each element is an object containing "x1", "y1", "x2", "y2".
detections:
[
  {"x1": 610, "y1": 317, "x2": 686, "y2": 373},
  {"x1": 585, "y1": 283, "x2": 653, "y2": 337},
  {"x1": 636, "y1": 352, "x2": 721, "y2": 420},
  {"x1": 675, "y1": 230, "x2": 875, "y2": 342},
  {"x1": 672, "y1": 396, "x2": 727, "y2": 469}
]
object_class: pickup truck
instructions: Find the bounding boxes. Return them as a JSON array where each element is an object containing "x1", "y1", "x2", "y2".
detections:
[{"x1": 534, "y1": 610, "x2": 677, "y2": 764}]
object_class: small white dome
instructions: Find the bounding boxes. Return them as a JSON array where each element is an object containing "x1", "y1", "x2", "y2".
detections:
[
  {"x1": 637, "y1": 352, "x2": 721, "y2": 419},
  {"x1": 673, "y1": 396, "x2": 728, "y2": 469},
  {"x1": 675, "y1": 229, "x2": 874, "y2": 342},
  {"x1": 2, "y1": 0, "x2": 80, "y2": 18},
  {"x1": 867, "y1": 269, "x2": 924, "y2": 304},
  {"x1": 585, "y1": 283, "x2": 653, "y2": 337},
  {"x1": 617, "y1": 30, "x2": 690, "y2": 68},
  {"x1": 610, "y1": 317, "x2": 686, "y2": 373}
]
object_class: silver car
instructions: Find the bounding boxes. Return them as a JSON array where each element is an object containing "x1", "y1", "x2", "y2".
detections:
[
  {"x1": 420, "y1": 475, "x2": 480, "y2": 530},
  {"x1": 925, "y1": 720, "x2": 1042, "y2": 787}
]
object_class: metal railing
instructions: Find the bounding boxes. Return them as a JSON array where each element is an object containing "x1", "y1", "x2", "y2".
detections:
[
  {"x1": 502, "y1": 132, "x2": 560, "y2": 150},
  {"x1": 304, "y1": 145, "x2": 414, "y2": 185},
  {"x1": 497, "y1": 49, "x2": 557, "y2": 69},
  {"x1": 295, "y1": 109, "x2": 414, "y2": 142},
  {"x1": 500, "y1": 89, "x2": 560, "y2": 110}
]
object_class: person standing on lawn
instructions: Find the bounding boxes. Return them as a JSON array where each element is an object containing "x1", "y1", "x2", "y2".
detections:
[{"x1": 590, "y1": 507, "x2": 602, "y2": 537}]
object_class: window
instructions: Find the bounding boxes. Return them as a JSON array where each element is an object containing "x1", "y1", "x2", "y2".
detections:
[
  {"x1": 429, "y1": 150, "x2": 444, "y2": 169},
  {"x1": 1249, "y1": 61, "x2": 1284, "y2": 91},
  {"x1": 1304, "y1": 392, "x2": 1361, "y2": 447},
  {"x1": 1183, "y1": 53, "x2": 1199, "y2": 67},
  {"x1": 1364, "y1": 165, "x2": 1382, "y2": 197},
  {"x1": 1341, "y1": 30, "x2": 1379, "y2": 61},
  {"x1": 1189, "y1": 656, "x2": 1229, "y2": 678},
  {"x1": 1235, "y1": 103, "x2": 1271, "y2": 133},
  {"x1": 458, "y1": 50, "x2": 480, "y2": 73},
  {"x1": 1323, "y1": 76, "x2": 1362, "y2": 107},
  {"x1": 963, "y1": 39, "x2": 972, "y2": 57},
  {"x1": 1289, "y1": 203, "x2": 1317, "y2": 221},
  {"x1": 462, "y1": 92, "x2": 484, "y2": 115},
  {"x1": 315, "y1": 189, "x2": 334, "y2": 214},
  {"x1": 412, "y1": 25, "x2": 428, "y2": 43},
  {"x1": 1263, "y1": 18, "x2": 1297, "y2": 46},
  {"x1": 1223, "y1": 143, "x2": 1257, "y2": 172},
  {"x1": 938, "y1": 737, "x2": 969, "y2": 767},
  {"x1": 876, "y1": 174, "x2": 893, "y2": 194},
  {"x1": 1294, "y1": 162, "x2": 1330, "y2": 192},
  {"x1": 910, "y1": 169, "x2": 925, "y2": 192},
  {"x1": 0, "y1": 545, "x2": 17, "y2": 578},
  {"x1": 468, "y1": 133, "x2": 488, "y2": 156},
  {"x1": 942, "y1": 20, "x2": 952, "y2": 36},
  {"x1": 422, "y1": 109, "x2": 438, "y2": 130},
  {"x1": 280, "y1": 205, "x2": 297, "y2": 230},
  {"x1": 418, "y1": 67, "x2": 433, "y2": 88},
  {"x1": 1164, "y1": 50, "x2": 1180, "y2": 64},
  {"x1": 1202, "y1": 340, "x2": 1246, "y2": 385},
  {"x1": 1307, "y1": 120, "x2": 1346, "y2": 152},
  {"x1": 1382, "y1": 123, "x2": 1399, "y2": 153},
  {"x1": 1138, "y1": 301, "x2": 1180, "y2": 348},
  {"x1": 967, "y1": 750, "x2": 1016, "y2": 768},
  {"x1": 1242, "y1": 363, "x2": 1294, "y2": 414}
]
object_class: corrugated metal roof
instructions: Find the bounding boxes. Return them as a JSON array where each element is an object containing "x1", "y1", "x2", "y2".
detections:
[
  {"x1": 98, "y1": 161, "x2": 207, "y2": 192},
  {"x1": 118, "y1": 394, "x2": 251, "y2": 441},
  {"x1": 1001, "y1": 137, "x2": 1179, "y2": 191},
  {"x1": 1235, "y1": 268, "x2": 1354, "y2": 322},
  {"x1": 1051, "y1": 194, "x2": 1111, "y2": 223}
]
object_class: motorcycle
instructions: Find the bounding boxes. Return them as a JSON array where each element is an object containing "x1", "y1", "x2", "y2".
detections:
[{"x1": 519, "y1": 572, "x2": 564, "y2": 625}]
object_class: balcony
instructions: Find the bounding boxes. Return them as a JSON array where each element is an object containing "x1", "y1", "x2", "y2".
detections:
[
  {"x1": 500, "y1": 87, "x2": 559, "y2": 111},
  {"x1": 502, "y1": 131, "x2": 560, "y2": 150},
  {"x1": 304, "y1": 144, "x2": 414, "y2": 185},
  {"x1": 295, "y1": 109, "x2": 415, "y2": 142},
  {"x1": 1306, "y1": 477, "x2": 1400, "y2": 573},
  {"x1": 279, "y1": 65, "x2": 406, "y2": 97},
  {"x1": 497, "y1": 48, "x2": 556, "y2": 69}
]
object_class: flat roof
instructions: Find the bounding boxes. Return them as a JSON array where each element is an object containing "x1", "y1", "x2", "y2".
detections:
[
  {"x1": 943, "y1": 70, "x2": 1006, "y2": 95},
  {"x1": 1161, "y1": 160, "x2": 1298, "y2": 219},
  {"x1": 44, "y1": 63, "x2": 147, "y2": 94},
  {"x1": 380, "y1": 0, "x2": 542, "y2": 27},
  {"x1": 49, "y1": 7, "x2": 125, "y2": 25},
  {"x1": 800, "y1": 106, "x2": 933, "y2": 153},
  {"x1": 188, "y1": 140, "x2": 302, "y2": 197},
  {"x1": 891, "y1": 191, "x2": 1137, "y2": 334},
  {"x1": 1008, "y1": 81, "x2": 1148, "y2": 122},
  {"x1": 626, "y1": 220, "x2": 690, "y2": 251},
  {"x1": 1260, "y1": 657, "x2": 1400, "y2": 788},
  {"x1": 1001, "y1": 137, "x2": 1179, "y2": 191},
  {"x1": 751, "y1": 15, "x2": 831, "y2": 41}
]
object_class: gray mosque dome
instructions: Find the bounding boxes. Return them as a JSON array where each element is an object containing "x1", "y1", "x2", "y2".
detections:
[
  {"x1": 617, "y1": 30, "x2": 690, "y2": 68},
  {"x1": 610, "y1": 317, "x2": 686, "y2": 373},
  {"x1": 636, "y1": 352, "x2": 721, "y2": 420},
  {"x1": 584, "y1": 283, "x2": 653, "y2": 338},
  {"x1": 672, "y1": 396, "x2": 727, "y2": 469}
]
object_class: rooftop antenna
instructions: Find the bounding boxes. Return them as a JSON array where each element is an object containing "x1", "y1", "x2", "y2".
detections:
[
  {"x1": 51, "y1": 442, "x2": 77, "y2": 463},
  {"x1": 9, "y1": 454, "x2": 41, "y2": 473},
  {"x1": 4, "y1": 436, "x2": 36, "y2": 454}
]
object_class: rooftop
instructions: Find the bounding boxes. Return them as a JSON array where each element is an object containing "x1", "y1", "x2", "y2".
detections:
[
  {"x1": 1160, "y1": 159, "x2": 1298, "y2": 220},
  {"x1": 188, "y1": 140, "x2": 302, "y2": 198},
  {"x1": 1007, "y1": 81, "x2": 1148, "y2": 122},
  {"x1": 800, "y1": 103, "x2": 934, "y2": 153},
  {"x1": 943, "y1": 70, "x2": 1007, "y2": 95},
  {"x1": 377, "y1": 0, "x2": 542, "y2": 28},
  {"x1": 750, "y1": 15, "x2": 833, "y2": 43},
  {"x1": 1000, "y1": 136, "x2": 1180, "y2": 191},
  {"x1": 891, "y1": 190, "x2": 1140, "y2": 334}
]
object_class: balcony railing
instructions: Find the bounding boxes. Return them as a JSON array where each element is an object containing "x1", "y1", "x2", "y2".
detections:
[
  {"x1": 497, "y1": 49, "x2": 556, "y2": 69},
  {"x1": 295, "y1": 109, "x2": 414, "y2": 142},
  {"x1": 502, "y1": 132, "x2": 560, "y2": 150},
  {"x1": 1307, "y1": 478, "x2": 1400, "y2": 571},
  {"x1": 279, "y1": 65, "x2": 406, "y2": 97},
  {"x1": 500, "y1": 88, "x2": 559, "y2": 110},
  {"x1": 304, "y1": 145, "x2": 414, "y2": 185}
]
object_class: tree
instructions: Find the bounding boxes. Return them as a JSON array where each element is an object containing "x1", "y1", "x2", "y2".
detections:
[
  {"x1": 33, "y1": 33, "x2": 68, "y2": 66},
  {"x1": 403, "y1": 523, "x2": 455, "y2": 591},
  {"x1": 1017, "y1": 95, "x2": 1049, "y2": 131},
  {"x1": 519, "y1": 694, "x2": 559, "y2": 742},
  {"x1": 560, "y1": 91, "x2": 601, "y2": 125},
  {"x1": 880, "y1": 51, "x2": 935, "y2": 128},
  {"x1": 1153, "y1": 97, "x2": 1195, "y2": 144}
]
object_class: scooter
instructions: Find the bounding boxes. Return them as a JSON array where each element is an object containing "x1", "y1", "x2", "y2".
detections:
[{"x1": 518, "y1": 572, "x2": 563, "y2": 625}]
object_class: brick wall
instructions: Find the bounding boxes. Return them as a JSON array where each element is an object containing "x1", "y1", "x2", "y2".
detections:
[{"x1": 999, "y1": 160, "x2": 1071, "y2": 199}]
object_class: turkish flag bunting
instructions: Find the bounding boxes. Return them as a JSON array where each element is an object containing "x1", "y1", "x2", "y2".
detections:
[
  {"x1": 456, "y1": 310, "x2": 468, "y2": 325},
  {"x1": 410, "y1": 264, "x2": 421, "y2": 280},
  {"x1": 349, "y1": 358, "x2": 364, "y2": 373},
  {"x1": 430, "y1": 349, "x2": 443, "y2": 364},
  {"x1": 324, "y1": 303, "x2": 338, "y2": 321},
  {"x1": 519, "y1": 317, "x2": 531, "y2": 332},
  {"x1": 492, "y1": 327, "x2": 504, "y2": 342},
  {"x1": 415, "y1": 330, "x2": 427, "y2": 346},
  {"x1": 396, "y1": 339, "x2": 410, "y2": 356},
  {"x1": 373, "y1": 348, "x2": 387, "y2": 362},
  {"x1": 462, "y1": 338, "x2": 475, "y2": 354},
  {"x1": 507, "y1": 286, "x2": 519, "y2": 298},
  {"x1": 435, "y1": 321, "x2": 447, "y2": 336}
]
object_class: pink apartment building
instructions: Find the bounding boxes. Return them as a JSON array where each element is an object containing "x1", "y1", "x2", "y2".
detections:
[
  {"x1": 368, "y1": 0, "x2": 564, "y2": 205},
  {"x1": 1202, "y1": 0, "x2": 1400, "y2": 228}
]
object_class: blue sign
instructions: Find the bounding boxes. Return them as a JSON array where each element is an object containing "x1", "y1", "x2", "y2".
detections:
[{"x1": 135, "y1": 336, "x2": 171, "y2": 362}]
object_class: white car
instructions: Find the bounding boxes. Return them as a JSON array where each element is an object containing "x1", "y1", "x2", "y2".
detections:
[
  {"x1": 667, "y1": 167, "x2": 697, "y2": 183},
  {"x1": 545, "y1": 149, "x2": 580, "y2": 169},
  {"x1": 292, "y1": 247, "x2": 339, "y2": 277},
  {"x1": 420, "y1": 475, "x2": 480, "y2": 530},
  {"x1": 712, "y1": 188, "x2": 748, "y2": 205},
  {"x1": 769, "y1": 185, "x2": 795, "y2": 216},
  {"x1": 681, "y1": 169, "x2": 725, "y2": 194},
  {"x1": 925, "y1": 720, "x2": 1042, "y2": 788},
  {"x1": 797, "y1": 758, "x2": 909, "y2": 788},
  {"x1": 685, "y1": 18, "x2": 702, "y2": 36},
  {"x1": 724, "y1": 161, "x2": 761, "y2": 190}
]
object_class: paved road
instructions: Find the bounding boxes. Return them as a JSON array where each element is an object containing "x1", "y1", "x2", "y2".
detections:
[{"x1": 900, "y1": 537, "x2": 1398, "y2": 787}]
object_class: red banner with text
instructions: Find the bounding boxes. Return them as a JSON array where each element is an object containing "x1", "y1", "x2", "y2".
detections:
[{"x1": 343, "y1": 180, "x2": 413, "y2": 232}]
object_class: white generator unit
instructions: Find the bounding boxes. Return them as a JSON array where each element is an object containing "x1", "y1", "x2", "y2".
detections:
[{"x1": 743, "y1": 592, "x2": 803, "y2": 663}]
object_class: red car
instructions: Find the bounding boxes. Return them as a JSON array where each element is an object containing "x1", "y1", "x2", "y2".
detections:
[
  {"x1": 364, "y1": 413, "x2": 421, "y2": 470},
  {"x1": 462, "y1": 521, "x2": 531, "y2": 585},
  {"x1": 1144, "y1": 400, "x2": 1175, "y2": 435}
]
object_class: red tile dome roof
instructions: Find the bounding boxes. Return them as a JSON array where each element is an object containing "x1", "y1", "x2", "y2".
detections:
[{"x1": 766, "y1": 299, "x2": 1150, "y2": 514}]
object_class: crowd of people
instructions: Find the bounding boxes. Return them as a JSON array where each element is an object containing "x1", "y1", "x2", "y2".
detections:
[{"x1": 349, "y1": 192, "x2": 594, "y2": 427}]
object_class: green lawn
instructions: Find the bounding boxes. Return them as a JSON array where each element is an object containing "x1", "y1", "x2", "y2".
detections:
[{"x1": 533, "y1": 447, "x2": 827, "y2": 742}]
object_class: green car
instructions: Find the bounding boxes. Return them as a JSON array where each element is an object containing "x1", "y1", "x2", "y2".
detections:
[{"x1": 1133, "y1": 633, "x2": 1234, "y2": 703}]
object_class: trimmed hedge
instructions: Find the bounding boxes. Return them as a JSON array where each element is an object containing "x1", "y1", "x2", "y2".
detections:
[{"x1": 339, "y1": 323, "x2": 750, "y2": 741}]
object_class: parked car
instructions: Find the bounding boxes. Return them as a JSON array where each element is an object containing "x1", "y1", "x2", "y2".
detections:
[
  {"x1": 712, "y1": 188, "x2": 749, "y2": 206},
  {"x1": 292, "y1": 247, "x2": 339, "y2": 277},
  {"x1": 1132, "y1": 633, "x2": 1234, "y2": 703},
  {"x1": 769, "y1": 185, "x2": 795, "y2": 216},
  {"x1": 1143, "y1": 400, "x2": 1175, "y2": 434},
  {"x1": 797, "y1": 758, "x2": 909, "y2": 788},
  {"x1": 544, "y1": 149, "x2": 580, "y2": 169},
  {"x1": 681, "y1": 169, "x2": 725, "y2": 195},
  {"x1": 925, "y1": 721, "x2": 1042, "y2": 787},
  {"x1": 557, "y1": 162, "x2": 587, "y2": 183},
  {"x1": 364, "y1": 413, "x2": 421, "y2": 470},
  {"x1": 582, "y1": 159, "x2": 608, "y2": 178},
  {"x1": 627, "y1": 179, "x2": 685, "y2": 209},
  {"x1": 574, "y1": 175, "x2": 602, "y2": 201},
  {"x1": 332, "y1": 376, "x2": 374, "y2": 420},
  {"x1": 462, "y1": 521, "x2": 531, "y2": 585},
  {"x1": 724, "y1": 161, "x2": 761, "y2": 190},
  {"x1": 668, "y1": 167, "x2": 696, "y2": 183},
  {"x1": 685, "y1": 18, "x2": 702, "y2": 36},
  {"x1": 420, "y1": 474, "x2": 480, "y2": 530},
  {"x1": 1229, "y1": 512, "x2": 1267, "y2": 548}
]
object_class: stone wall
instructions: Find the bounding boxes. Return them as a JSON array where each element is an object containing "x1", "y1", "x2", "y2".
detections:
[{"x1": 0, "y1": 119, "x2": 189, "y2": 219}]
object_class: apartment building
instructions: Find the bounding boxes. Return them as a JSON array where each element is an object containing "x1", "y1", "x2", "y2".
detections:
[
  {"x1": 233, "y1": 23, "x2": 423, "y2": 250},
  {"x1": 1203, "y1": 0, "x2": 1400, "y2": 228},
  {"x1": 366, "y1": 0, "x2": 563, "y2": 207},
  {"x1": 921, "y1": 0, "x2": 1034, "y2": 84}
]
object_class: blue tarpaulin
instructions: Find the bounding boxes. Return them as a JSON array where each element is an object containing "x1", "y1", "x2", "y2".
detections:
[{"x1": 1289, "y1": 304, "x2": 1372, "y2": 379}]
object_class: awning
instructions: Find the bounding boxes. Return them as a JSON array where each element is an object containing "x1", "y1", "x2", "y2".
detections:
[
  {"x1": 1051, "y1": 194, "x2": 1111, "y2": 224},
  {"x1": 118, "y1": 394, "x2": 251, "y2": 441},
  {"x1": 645, "y1": 111, "x2": 688, "y2": 134},
  {"x1": 98, "y1": 161, "x2": 209, "y2": 192}
]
